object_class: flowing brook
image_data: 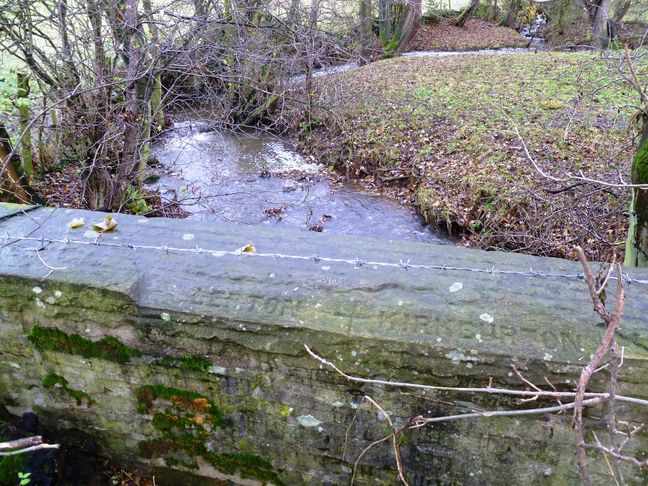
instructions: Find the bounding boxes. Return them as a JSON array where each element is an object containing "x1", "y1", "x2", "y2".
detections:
[{"x1": 150, "y1": 120, "x2": 451, "y2": 244}]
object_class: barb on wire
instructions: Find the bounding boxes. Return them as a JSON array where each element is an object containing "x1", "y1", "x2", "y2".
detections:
[{"x1": 2, "y1": 233, "x2": 648, "y2": 286}]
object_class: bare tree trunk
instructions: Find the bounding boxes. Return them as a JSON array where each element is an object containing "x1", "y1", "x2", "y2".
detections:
[
  {"x1": 455, "y1": 0, "x2": 480, "y2": 28},
  {"x1": 16, "y1": 72, "x2": 33, "y2": 179},
  {"x1": 504, "y1": 0, "x2": 520, "y2": 29},
  {"x1": 613, "y1": 0, "x2": 632, "y2": 22},
  {"x1": 624, "y1": 118, "x2": 648, "y2": 267},
  {"x1": 395, "y1": 0, "x2": 422, "y2": 53},
  {"x1": 288, "y1": 0, "x2": 301, "y2": 23},
  {"x1": 489, "y1": 0, "x2": 498, "y2": 21},
  {"x1": 110, "y1": 0, "x2": 146, "y2": 210},
  {"x1": 359, "y1": 0, "x2": 373, "y2": 61},
  {"x1": 589, "y1": 0, "x2": 612, "y2": 48},
  {"x1": 57, "y1": 0, "x2": 81, "y2": 88},
  {"x1": 0, "y1": 124, "x2": 41, "y2": 204}
]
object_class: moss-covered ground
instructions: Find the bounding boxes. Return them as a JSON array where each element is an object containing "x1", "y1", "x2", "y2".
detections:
[{"x1": 296, "y1": 51, "x2": 640, "y2": 260}]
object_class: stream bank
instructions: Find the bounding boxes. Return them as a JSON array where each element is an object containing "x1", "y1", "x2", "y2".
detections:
[{"x1": 291, "y1": 50, "x2": 634, "y2": 261}]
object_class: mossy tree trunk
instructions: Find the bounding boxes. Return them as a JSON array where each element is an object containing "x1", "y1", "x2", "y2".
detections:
[
  {"x1": 110, "y1": 0, "x2": 148, "y2": 210},
  {"x1": 455, "y1": 0, "x2": 480, "y2": 28},
  {"x1": 16, "y1": 72, "x2": 33, "y2": 179},
  {"x1": 143, "y1": 0, "x2": 164, "y2": 130},
  {"x1": 395, "y1": 0, "x2": 422, "y2": 54},
  {"x1": 625, "y1": 118, "x2": 648, "y2": 267}
]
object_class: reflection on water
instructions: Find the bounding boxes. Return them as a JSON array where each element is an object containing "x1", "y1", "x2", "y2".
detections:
[{"x1": 150, "y1": 121, "x2": 451, "y2": 244}]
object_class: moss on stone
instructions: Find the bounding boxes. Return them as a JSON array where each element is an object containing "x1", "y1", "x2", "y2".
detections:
[
  {"x1": 29, "y1": 326, "x2": 141, "y2": 364},
  {"x1": 29, "y1": 326, "x2": 216, "y2": 376},
  {"x1": 42, "y1": 373, "x2": 93, "y2": 406},
  {"x1": 159, "y1": 354, "x2": 212, "y2": 373},
  {"x1": 203, "y1": 451, "x2": 284, "y2": 485},
  {"x1": 135, "y1": 385, "x2": 222, "y2": 425},
  {"x1": 136, "y1": 384, "x2": 282, "y2": 484}
]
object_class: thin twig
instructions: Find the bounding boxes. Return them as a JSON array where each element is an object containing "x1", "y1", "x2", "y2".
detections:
[
  {"x1": 409, "y1": 398, "x2": 603, "y2": 427},
  {"x1": 304, "y1": 345, "x2": 648, "y2": 407},
  {"x1": 362, "y1": 396, "x2": 408, "y2": 486}
]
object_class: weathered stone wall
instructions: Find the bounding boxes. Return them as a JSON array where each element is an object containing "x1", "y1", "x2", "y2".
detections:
[{"x1": 1, "y1": 204, "x2": 647, "y2": 485}]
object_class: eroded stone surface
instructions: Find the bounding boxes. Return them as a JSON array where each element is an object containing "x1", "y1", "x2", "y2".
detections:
[{"x1": 0, "y1": 206, "x2": 647, "y2": 485}]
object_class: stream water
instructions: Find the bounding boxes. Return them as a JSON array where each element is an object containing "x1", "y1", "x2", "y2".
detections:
[
  {"x1": 151, "y1": 48, "x2": 542, "y2": 243},
  {"x1": 149, "y1": 121, "x2": 450, "y2": 243}
]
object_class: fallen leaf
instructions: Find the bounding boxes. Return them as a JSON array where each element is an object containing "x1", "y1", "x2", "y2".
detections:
[
  {"x1": 93, "y1": 215, "x2": 118, "y2": 233},
  {"x1": 238, "y1": 241, "x2": 255, "y2": 253},
  {"x1": 67, "y1": 217, "x2": 85, "y2": 229}
]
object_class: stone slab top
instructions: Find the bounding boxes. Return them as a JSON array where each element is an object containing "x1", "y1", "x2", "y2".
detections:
[{"x1": 1, "y1": 205, "x2": 647, "y2": 372}]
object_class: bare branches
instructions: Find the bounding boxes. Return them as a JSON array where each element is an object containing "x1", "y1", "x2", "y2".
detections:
[
  {"x1": 409, "y1": 397, "x2": 604, "y2": 427},
  {"x1": 354, "y1": 396, "x2": 408, "y2": 486},
  {"x1": 572, "y1": 246, "x2": 626, "y2": 485},
  {"x1": 623, "y1": 43, "x2": 648, "y2": 107},
  {"x1": 0, "y1": 436, "x2": 59, "y2": 456},
  {"x1": 513, "y1": 123, "x2": 648, "y2": 189},
  {"x1": 304, "y1": 345, "x2": 648, "y2": 406},
  {"x1": 585, "y1": 432, "x2": 648, "y2": 469}
]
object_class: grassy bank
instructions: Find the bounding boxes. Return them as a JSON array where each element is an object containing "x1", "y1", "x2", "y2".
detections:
[{"x1": 296, "y1": 52, "x2": 638, "y2": 260}]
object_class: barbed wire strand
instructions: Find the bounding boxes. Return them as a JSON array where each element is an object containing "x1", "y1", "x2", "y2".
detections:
[{"x1": 2, "y1": 233, "x2": 648, "y2": 286}]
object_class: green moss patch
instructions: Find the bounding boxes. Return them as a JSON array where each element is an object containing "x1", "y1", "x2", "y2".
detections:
[
  {"x1": 136, "y1": 385, "x2": 222, "y2": 423},
  {"x1": 136, "y1": 384, "x2": 282, "y2": 484},
  {"x1": 159, "y1": 354, "x2": 212, "y2": 373},
  {"x1": 204, "y1": 451, "x2": 282, "y2": 485},
  {"x1": 29, "y1": 326, "x2": 213, "y2": 376},
  {"x1": 42, "y1": 373, "x2": 93, "y2": 406},
  {"x1": 29, "y1": 326, "x2": 141, "y2": 364}
]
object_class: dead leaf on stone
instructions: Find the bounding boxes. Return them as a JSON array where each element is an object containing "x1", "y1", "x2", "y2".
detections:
[
  {"x1": 238, "y1": 241, "x2": 256, "y2": 253},
  {"x1": 66, "y1": 217, "x2": 85, "y2": 230},
  {"x1": 92, "y1": 215, "x2": 118, "y2": 233}
]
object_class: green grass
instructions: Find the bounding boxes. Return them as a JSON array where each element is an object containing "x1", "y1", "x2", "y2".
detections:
[{"x1": 298, "y1": 51, "x2": 640, "y2": 259}]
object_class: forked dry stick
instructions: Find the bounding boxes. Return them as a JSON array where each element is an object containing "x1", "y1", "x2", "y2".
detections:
[{"x1": 572, "y1": 245, "x2": 625, "y2": 486}]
